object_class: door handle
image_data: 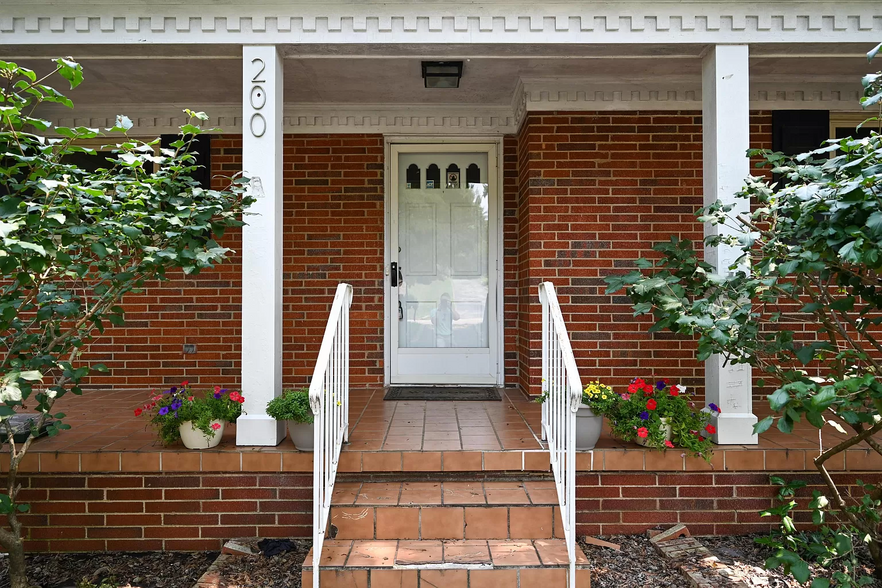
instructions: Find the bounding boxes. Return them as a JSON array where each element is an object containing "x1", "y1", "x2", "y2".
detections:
[
  {"x1": 398, "y1": 301, "x2": 404, "y2": 320},
  {"x1": 391, "y1": 262, "x2": 398, "y2": 287}
]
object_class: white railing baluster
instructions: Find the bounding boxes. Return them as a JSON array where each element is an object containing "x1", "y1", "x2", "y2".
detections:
[
  {"x1": 539, "y1": 282, "x2": 581, "y2": 588},
  {"x1": 309, "y1": 283, "x2": 353, "y2": 588}
]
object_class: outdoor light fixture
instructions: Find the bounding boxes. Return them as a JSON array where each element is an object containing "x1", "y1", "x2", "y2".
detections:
[{"x1": 421, "y1": 61, "x2": 463, "y2": 88}]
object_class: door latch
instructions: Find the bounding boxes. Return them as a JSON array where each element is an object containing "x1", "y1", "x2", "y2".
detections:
[
  {"x1": 391, "y1": 262, "x2": 398, "y2": 287},
  {"x1": 398, "y1": 301, "x2": 404, "y2": 320}
]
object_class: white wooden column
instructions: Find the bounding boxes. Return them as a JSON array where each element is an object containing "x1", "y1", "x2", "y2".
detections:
[
  {"x1": 236, "y1": 45, "x2": 285, "y2": 446},
  {"x1": 701, "y1": 44, "x2": 758, "y2": 445}
]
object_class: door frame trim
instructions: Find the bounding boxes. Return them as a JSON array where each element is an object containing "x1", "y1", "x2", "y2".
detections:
[{"x1": 382, "y1": 135, "x2": 506, "y2": 386}]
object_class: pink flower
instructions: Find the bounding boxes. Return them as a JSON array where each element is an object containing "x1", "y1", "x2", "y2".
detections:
[
  {"x1": 636, "y1": 427, "x2": 648, "y2": 439},
  {"x1": 621, "y1": 392, "x2": 631, "y2": 401},
  {"x1": 211, "y1": 423, "x2": 222, "y2": 431},
  {"x1": 188, "y1": 396, "x2": 194, "y2": 402},
  {"x1": 665, "y1": 440, "x2": 674, "y2": 449}
]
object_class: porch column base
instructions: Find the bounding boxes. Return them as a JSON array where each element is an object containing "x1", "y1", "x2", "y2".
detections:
[
  {"x1": 236, "y1": 415, "x2": 286, "y2": 446},
  {"x1": 710, "y1": 413, "x2": 757, "y2": 445}
]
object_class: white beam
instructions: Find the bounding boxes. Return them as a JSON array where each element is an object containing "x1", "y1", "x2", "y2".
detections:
[
  {"x1": 237, "y1": 45, "x2": 285, "y2": 447},
  {"x1": 701, "y1": 44, "x2": 757, "y2": 445}
]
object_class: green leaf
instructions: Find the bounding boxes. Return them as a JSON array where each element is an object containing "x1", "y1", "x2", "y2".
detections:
[
  {"x1": 869, "y1": 41, "x2": 882, "y2": 62},
  {"x1": 790, "y1": 558, "x2": 810, "y2": 583},
  {"x1": 833, "y1": 533, "x2": 853, "y2": 555},
  {"x1": 769, "y1": 388, "x2": 791, "y2": 411},
  {"x1": 90, "y1": 242, "x2": 108, "y2": 258},
  {"x1": 811, "y1": 578, "x2": 831, "y2": 588},
  {"x1": 795, "y1": 345, "x2": 815, "y2": 366},
  {"x1": 754, "y1": 416, "x2": 774, "y2": 435},
  {"x1": 54, "y1": 57, "x2": 83, "y2": 88}
]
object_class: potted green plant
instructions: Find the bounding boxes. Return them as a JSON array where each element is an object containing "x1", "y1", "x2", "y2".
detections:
[
  {"x1": 138, "y1": 382, "x2": 245, "y2": 449},
  {"x1": 607, "y1": 378, "x2": 715, "y2": 461},
  {"x1": 266, "y1": 388, "x2": 314, "y2": 451},
  {"x1": 535, "y1": 380, "x2": 620, "y2": 450}
]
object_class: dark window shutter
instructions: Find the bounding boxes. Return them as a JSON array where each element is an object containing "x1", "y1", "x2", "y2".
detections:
[
  {"x1": 772, "y1": 111, "x2": 829, "y2": 155},
  {"x1": 160, "y1": 134, "x2": 212, "y2": 189}
]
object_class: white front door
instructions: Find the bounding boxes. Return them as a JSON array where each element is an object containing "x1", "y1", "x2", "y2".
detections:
[{"x1": 390, "y1": 144, "x2": 498, "y2": 385}]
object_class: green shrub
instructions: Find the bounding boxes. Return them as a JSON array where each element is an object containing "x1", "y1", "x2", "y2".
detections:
[{"x1": 266, "y1": 388, "x2": 313, "y2": 423}]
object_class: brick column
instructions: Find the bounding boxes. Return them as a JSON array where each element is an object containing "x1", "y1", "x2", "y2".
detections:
[
  {"x1": 237, "y1": 46, "x2": 285, "y2": 446},
  {"x1": 701, "y1": 45, "x2": 758, "y2": 445}
]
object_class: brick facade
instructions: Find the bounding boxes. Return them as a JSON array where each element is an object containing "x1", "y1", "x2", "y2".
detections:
[
  {"x1": 516, "y1": 111, "x2": 772, "y2": 398},
  {"x1": 81, "y1": 114, "x2": 775, "y2": 396},
  {"x1": 16, "y1": 469, "x2": 878, "y2": 551}
]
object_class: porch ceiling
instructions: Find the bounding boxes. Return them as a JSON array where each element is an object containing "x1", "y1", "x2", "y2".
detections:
[{"x1": 11, "y1": 45, "x2": 873, "y2": 107}]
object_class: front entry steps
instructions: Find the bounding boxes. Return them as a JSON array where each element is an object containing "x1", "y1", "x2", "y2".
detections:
[
  {"x1": 301, "y1": 539, "x2": 591, "y2": 587},
  {"x1": 328, "y1": 480, "x2": 564, "y2": 540},
  {"x1": 302, "y1": 478, "x2": 591, "y2": 586}
]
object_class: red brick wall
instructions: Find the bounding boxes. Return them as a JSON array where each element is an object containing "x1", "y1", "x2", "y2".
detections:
[
  {"x1": 82, "y1": 115, "x2": 777, "y2": 396},
  {"x1": 576, "y1": 471, "x2": 881, "y2": 536},
  {"x1": 83, "y1": 134, "x2": 386, "y2": 390},
  {"x1": 515, "y1": 111, "x2": 773, "y2": 398},
  {"x1": 19, "y1": 473, "x2": 311, "y2": 552},
  {"x1": 16, "y1": 469, "x2": 878, "y2": 551}
]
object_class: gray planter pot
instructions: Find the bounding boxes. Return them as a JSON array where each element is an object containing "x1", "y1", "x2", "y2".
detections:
[
  {"x1": 287, "y1": 420, "x2": 314, "y2": 451},
  {"x1": 575, "y1": 405, "x2": 603, "y2": 450}
]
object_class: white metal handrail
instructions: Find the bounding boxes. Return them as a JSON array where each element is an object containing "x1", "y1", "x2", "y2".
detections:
[
  {"x1": 539, "y1": 282, "x2": 582, "y2": 588},
  {"x1": 308, "y1": 283, "x2": 353, "y2": 588}
]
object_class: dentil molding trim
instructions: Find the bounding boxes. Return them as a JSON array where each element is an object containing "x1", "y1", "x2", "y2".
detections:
[{"x1": 1, "y1": 2, "x2": 880, "y2": 45}]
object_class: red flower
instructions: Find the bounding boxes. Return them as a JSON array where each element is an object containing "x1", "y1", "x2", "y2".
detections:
[
  {"x1": 642, "y1": 384, "x2": 652, "y2": 394},
  {"x1": 215, "y1": 386, "x2": 221, "y2": 394},
  {"x1": 211, "y1": 423, "x2": 222, "y2": 431},
  {"x1": 636, "y1": 427, "x2": 648, "y2": 439},
  {"x1": 699, "y1": 436, "x2": 705, "y2": 442},
  {"x1": 188, "y1": 396, "x2": 194, "y2": 402},
  {"x1": 182, "y1": 380, "x2": 189, "y2": 387},
  {"x1": 646, "y1": 399, "x2": 657, "y2": 411},
  {"x1": 705, "y1": 424, "x2": 716, "y2": 435},
  {"x1": 634, "y1": 378, "x2": 645, "y2": 387},
  {"x1": 238, "y1": 397, "x2": 245, "y2": 404},
  {"x1": 669, "y1": 387, "x2": 680, "y2": 397},
  {"x1": 134, "y1": 408, "x2": 142, "y2": 417},
  {"x1": 664, "y1": 440, "x2": 674, "y2": 449},
  {"x1": 662, "y1": 378, "x2": 670, "y2": 385},
  {"x1": 627, "y1": 383, "x2": 638, "y2": 394}
]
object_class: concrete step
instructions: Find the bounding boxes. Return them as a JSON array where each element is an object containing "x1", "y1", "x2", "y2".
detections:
[
  {"x1": 329, "y1": 480, "x2": 564, "y2": 540},
  {"x1": 302, "y1": 539, "x2": 591, "y2": 587}
]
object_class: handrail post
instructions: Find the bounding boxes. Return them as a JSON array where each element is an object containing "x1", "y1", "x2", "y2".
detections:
[
  {"x1": 538, "y1": 282, "x2": 580, "y2": 588},
  {"x1": 309, "y1": 283, "x2": 352, "y2": 588}
]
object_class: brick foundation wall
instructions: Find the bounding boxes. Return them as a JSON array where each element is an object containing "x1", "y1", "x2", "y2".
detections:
[
  {"x1": 15, "y1": 469, "x2": 878, "y2": 551},
  {"x1": 516, "y1": 110, "x2": 773, "y2": 398}
]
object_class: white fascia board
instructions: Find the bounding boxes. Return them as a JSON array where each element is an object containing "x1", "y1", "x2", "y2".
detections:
[{"x1": 1, "y1": 2, "x2": 880, "y2": 45}]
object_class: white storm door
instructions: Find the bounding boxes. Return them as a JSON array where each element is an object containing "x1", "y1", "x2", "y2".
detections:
[{"x1": 390, "y1": 144, "x2": 498, "y2": 385}]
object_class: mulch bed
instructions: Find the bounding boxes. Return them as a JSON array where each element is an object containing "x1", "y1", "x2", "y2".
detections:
[
  {"x1": 213, "y1": 539, "x2": 312, "y2": 588},
  {"x1": 579, "y1": 535, "x2": 690, "y2": 587},
  {"x1": 702, "y1": 534, "x2": 881, "y2": 587},
  {"x1": 0, "y1": 552, "x2": 218, "y2": 588}
]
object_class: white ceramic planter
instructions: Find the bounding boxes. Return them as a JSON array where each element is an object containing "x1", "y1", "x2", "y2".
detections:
[
  {"x1": 575, "y1": 405, "x2": 603, "y2": 450},
  {"x1": 287, "y1": 420, "x2": 315, "y2": 451},
  {"x1": 178, "y1": 420, "x2": 225, "y2": 450},
  {"x1": 635, "y1": 417, "x2": 672, "y2": 447}
]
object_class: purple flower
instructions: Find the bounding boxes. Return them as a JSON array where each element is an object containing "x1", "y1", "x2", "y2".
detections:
[
  {"x1": 214, "y1": 392, "x2": 222, "y2": 399},
  {"x1": 708, "y1": 403, "x2": 721, "y2": 413},
  {"x1": 656, "y1": 381, "x2": 666, "y2": 390},
  {"x1": 158, "y1": 406, "x2": 169, "y2": 416},
  {"x1": 170, "y1": 400, "x2": 182, "y2": 411},
  {"x1": 639, "y1": 411, "x2": 650, "y2": 421}
]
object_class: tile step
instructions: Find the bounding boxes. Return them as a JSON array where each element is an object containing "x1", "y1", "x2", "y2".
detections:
[
  {"x1": 330, "y1": 504, "x2": 564, "y2": 541},
  {"x1": 302, "y1": 539, "x2": 591, "y2": 587},
  {"x1": 332, "y1": 480, "x2": 558, "y2": 506}
]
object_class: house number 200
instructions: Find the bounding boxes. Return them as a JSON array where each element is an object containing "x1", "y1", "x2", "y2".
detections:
[{"x1": 250, "y1": 58, "x2": 267, "y2": 138}]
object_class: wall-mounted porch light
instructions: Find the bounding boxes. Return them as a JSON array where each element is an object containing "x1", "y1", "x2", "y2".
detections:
[{"x1": 421, "y1": 61, "x2": 463, "y2": 88}]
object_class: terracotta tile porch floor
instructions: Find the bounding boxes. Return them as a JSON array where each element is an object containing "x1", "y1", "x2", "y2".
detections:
[{"x1": 14, "y1": 387, "x2": 876, "y2": 474}]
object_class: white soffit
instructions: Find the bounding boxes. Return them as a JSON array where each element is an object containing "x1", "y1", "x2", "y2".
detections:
[{"x1": 1, "y1": 1, "x2": 881, "y2": 45}]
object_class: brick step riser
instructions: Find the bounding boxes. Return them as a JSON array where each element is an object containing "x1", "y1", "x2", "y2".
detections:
[
  {"x1": 302, "y1": 567, "x2": 591, "y2": 587},
  {"x1": 329, "y1": 505, "x2": 564, "y2": 541}
]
